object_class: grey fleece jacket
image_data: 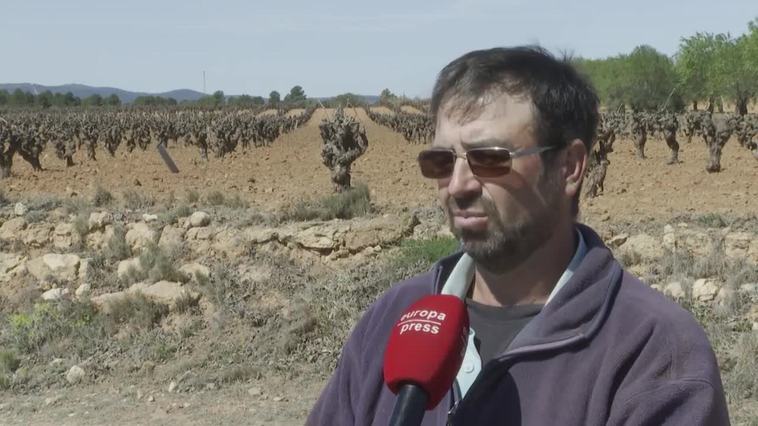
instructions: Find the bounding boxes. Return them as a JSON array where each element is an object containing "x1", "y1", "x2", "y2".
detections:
[{"x1": 307, "y1": 224, "x2": 730, "y2": 425}]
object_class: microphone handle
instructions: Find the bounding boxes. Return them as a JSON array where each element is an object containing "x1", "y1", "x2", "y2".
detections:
[{"x1": 389, "y1": 384, "x2": 429, "y2": 426}]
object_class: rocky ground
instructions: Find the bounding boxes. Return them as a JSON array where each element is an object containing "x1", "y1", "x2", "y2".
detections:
[{"x1": 0, "y1": 190, "x2": 756, "y2": 424}]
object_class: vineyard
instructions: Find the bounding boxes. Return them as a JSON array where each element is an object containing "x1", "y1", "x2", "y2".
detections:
[{"x1": 1, "y1": 103, "x2": 758, "y2": 425}]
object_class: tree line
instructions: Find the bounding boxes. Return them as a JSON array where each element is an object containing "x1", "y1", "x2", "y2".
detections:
[{"x1": 575, "y1": 18, "x2": 758, "y2": 114}]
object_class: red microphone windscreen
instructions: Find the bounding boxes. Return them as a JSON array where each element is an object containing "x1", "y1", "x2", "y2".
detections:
[{"x1": 383, "y1": 294, "x2": 469, "y2": 409}]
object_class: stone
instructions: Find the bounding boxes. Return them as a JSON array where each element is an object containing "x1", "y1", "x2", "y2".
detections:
[
  {"x1": 663, "y1": 282, "x2": 685, "y2": 300},
  {"x1": 692, "y1": 278, "x2": 720, "y2": 303},
  {"x1": 724, "y1": 232, "x2": 754, "y2": 260},
  {"x1": 142, "y1": 214, "x2": 158, "y2": 223},
  {"x1": 78, "y1": 258, "x2": 93, "y2": 283},
  {"x1": 14, "y1": 202, "x2": 28, "y2": 216},
  {"x1": 343, "y1": 214, "x2": 418, "y2": 253},
  {"x1": 22, "y1": 224, "x2": 53, "y2": 248},
  {"x1": 294, "y1": 225, "x2": 340, "y2": 251},
  {"x1": 212, "y1": 229, "x2": 248, "y2": 257},
  {"x1": 27, "y1": 254, "x2": 81, "y2": 283},
  {"x1": 66, "y1": 365, "x2": 85, "y2": 384},
  {"x1": 623, "y1": 234, "x2": 663, "y2": 260},
  {"x1": 136, "y1": 281, "x2": 200, "y2": 311},
  {"x1": 0, "y1": 217, "x2": 27, "y2": 240},
  {"x1": 179, "y1": 263, "x2": 210, "y2": 282},
  {"x1": 247, "y1": 387, "x2": 262, "y2": 397},
  {"x1": 158, "y1": 226, "x2": 186, "y2": 252},
  {"x1": 185, "y1": 226, "x2": 214, "y2": 241},
  {"x1": 75, "y1": 283, "x2": 91, "y2": 298},
  {"x1": 88, "y1": 212, "x2": 112, "y2": 231},
  {"x1": 117, "y1": 258, "x2": 144, "y2": 281},
  {"x1": 738, "y1": 283, "x2": 757, "y2": 296},
  {"x1": 41, "y1": 287, "x2": 69, "y2": 301},
  {"x1": 168, "y1": 381, "x2": 177, "y2": 393},
  {"x1": 90, "y1": 291, "x2": 128, "y2": 314},
  {"x1": 238, "y1": 264, "x2": 271, "y2": 284},
  {"x1": 85, "y1": 225, "x2": 115, "y2": 251},
  {"x1": 714, "y1": 287, "x2": 736, "y2": 310},
  {"x1": 606, "y1": 234, "x2": 629, "y2": 249},
  {"x1": 187, "y1": 211, "x2": 211, "y2": 228},
  {"x1": 53, "y1": 223, "x2": 82, "y2": 249},
  {"x1": 244, "y1": 227, "x2": 278, "y2": 244},
  {"x1": 125, "y1": 222, "x2": 156, "y2": 253},
  {"x1": 0, "y1": 252, "x2": 27, "y2": 282},
  {"x1": 147, "y1": 395, "x2": 155, "y2": 403}
]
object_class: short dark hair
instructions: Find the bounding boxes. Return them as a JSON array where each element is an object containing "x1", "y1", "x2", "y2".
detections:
[{"x1": 430, "y1": 46, "x2": 600, "y2": 215}]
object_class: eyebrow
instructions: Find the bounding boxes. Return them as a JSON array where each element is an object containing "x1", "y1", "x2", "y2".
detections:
[{"x1": 460, "y1": 138, "x2": 515, "y2": 150}]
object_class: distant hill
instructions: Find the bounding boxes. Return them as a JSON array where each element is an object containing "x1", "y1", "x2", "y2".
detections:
[
  {"x1": 0, "y1": 83, "x2": 383, "y2": 105},
  {"x1": 0, "y1": 83, "x2": 206, "y2": 103}
]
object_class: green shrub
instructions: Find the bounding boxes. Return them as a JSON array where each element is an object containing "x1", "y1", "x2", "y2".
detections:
[
  {"x1": 0, "y1": 350, "x2": 20, "y2": 374},
  {"x1": 138, "y1": 243, "x2": 185, "y2": 283},
  {"x1": 122, "y1": 190, "x2": 155, "y2": 210},
  {"x1": 105, "y1": 225, "x2": 131, "y2": 261},
  {"x1": 186, "y1": 190, "x2": 200, "y2": 204},
  {"x1": 92, "y1": 186, "x2": 114, "y2": 207},
  {"x1": 206, "y1": 191, "x2": 225, "y2": 206},
  {"x1": 280, "y1": 183, "x2": 372, "y2": 222},
  {"x1": 104, "y1": 293, "x2": 167, "y2": 331}
]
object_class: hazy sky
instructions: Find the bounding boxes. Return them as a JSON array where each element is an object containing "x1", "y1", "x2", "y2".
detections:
[{"x1": 1, "y1": 0, "x2": 755, "y2": 97}]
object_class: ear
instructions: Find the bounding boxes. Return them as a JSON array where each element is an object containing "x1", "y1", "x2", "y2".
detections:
[{"x1": 562, "y1": 139, "x2": 587, "y2": 199}]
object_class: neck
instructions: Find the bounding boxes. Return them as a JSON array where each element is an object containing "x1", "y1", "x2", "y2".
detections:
[{"x1": 470, "y1": 221, "x2": 576, "y2": 307}]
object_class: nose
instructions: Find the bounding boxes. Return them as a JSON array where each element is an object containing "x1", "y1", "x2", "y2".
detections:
[{"x1": 445, "y1": 156, "x2": 481, "y2": 198}]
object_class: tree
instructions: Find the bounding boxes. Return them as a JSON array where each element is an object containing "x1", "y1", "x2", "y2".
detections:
[
  {"x1": 0, "y1": 90, "x2": 7, "y2": 105},
  {"x1": 675, "y1": 32, "x2": 727, "y2": 110},
  {"x1": 622, "y1": 45, "x2": 681, "y2": 111},
  {"x1": 268, "y1": 90, "x2": 281, "y2": 107},
  {"x1": 82, "y1": 94, "x2": 104, "y2": 107},
  {"x1": 105, "y1": 94, "x2": 121, "y2": 106},
  {"x1": 332, "y1": 93, "x2": 366, "y2": 107},
  {"x1": 283, "y1": 85, "x2": 306, "y2": 104},
  {"x1": 228, "y1": 94, "x2": 265, "y2": 107},
  {"x1": 37, "y1": 90, "x2": 53, "y2": 109},
  {"x1": 379, "y1": 88, "x2": 398, "y2": 107}
]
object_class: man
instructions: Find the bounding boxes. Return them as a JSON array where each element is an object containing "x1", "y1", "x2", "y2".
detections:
[{"x1": 308, "y1": 47, "x2": 729, "y2": 425}]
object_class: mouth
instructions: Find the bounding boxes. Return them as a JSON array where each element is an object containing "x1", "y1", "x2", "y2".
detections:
[
  {"x1": 451, "y1": 210, "x2": 487, "y2": 218},
  {"x1": 451, "y1": 211, "x2": 489, "y2": 230}
]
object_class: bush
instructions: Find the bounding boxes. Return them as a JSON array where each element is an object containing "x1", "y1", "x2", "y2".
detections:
[
  {"x1": 139, "y1": 243, "x2": 185, "y2": 283},
  {"x1": 122, "y1": 190, "x2": 155, "y2": 210},
  {"x1": 92, "y1": 186, "x2": 114, "y2": 207},
  {"x1": 206, "y1": 191, "x2": 225, "y2": 206},
  {"x1": 0, "y1": 190, "x2": 8, "y2": 206},
  {"x1": 280, "y1": 183, "x2": 372, "y2": 222},
  {"x1": 105, "y1": 225, "x2": 131, "y2": 261},
  {"x1": 104, "y1": 293, "x2": 168, "y2": 331},
  {"x1": 186, "y1": 190, "x2": 200, "y2": 204}
]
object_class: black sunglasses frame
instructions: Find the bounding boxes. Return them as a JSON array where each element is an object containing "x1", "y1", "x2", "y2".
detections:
[{"x1": 417, "y1": 145, "x2": 560, "y2": 179}]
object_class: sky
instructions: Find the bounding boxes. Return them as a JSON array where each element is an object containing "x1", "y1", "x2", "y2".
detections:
[{"x1": 1, "y1": 0, "x2": 755, "y2": 98}]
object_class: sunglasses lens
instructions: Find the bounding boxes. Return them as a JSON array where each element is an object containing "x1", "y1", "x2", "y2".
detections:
[
  {"x1": 467, "y1": 149, "x2": 512, "y2": 177},
  {"x1": 418, "y1": 150, "x2": 454, "y2": 178}
]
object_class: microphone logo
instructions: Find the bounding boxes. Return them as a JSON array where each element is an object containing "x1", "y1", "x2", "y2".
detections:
[{"x1": 396, "y1": 309, "x2": 447, "y2": 335}]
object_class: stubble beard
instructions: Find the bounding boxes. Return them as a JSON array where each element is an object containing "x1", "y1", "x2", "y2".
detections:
[{"x1": 447, "y1": 174, "x2": 563, "y2": 274}]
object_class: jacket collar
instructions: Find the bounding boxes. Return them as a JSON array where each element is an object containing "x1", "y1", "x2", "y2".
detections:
[{"x1": 430, "y1": 224, "x2": 622, "y2": 352}]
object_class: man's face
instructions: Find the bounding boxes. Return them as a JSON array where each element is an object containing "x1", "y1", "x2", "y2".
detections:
[{"x1": 433, "y1": 92, "x2": 565, "y2": 272}]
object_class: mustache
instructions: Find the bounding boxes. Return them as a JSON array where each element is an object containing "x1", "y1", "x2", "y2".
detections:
[{"x1": 447, "y1": 196, "x2": 497, "y2": 215}]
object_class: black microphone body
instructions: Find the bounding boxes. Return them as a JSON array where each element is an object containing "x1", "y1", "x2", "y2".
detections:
[{"x1": 389, "y1": 384, "x2": 429, "y2": 426}]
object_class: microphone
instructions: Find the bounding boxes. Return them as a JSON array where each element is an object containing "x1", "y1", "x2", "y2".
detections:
[{"x1": 383, "y1": 294, "x2": 469, "y2": 426}]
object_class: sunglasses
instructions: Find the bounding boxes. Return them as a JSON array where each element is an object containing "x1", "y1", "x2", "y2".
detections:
[{"x1": 417, "y1": 145, "x2": 560, "y2": 179}]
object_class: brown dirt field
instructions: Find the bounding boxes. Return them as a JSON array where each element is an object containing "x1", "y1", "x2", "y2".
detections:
[
  {"x1": 400, "y1": 105, "x2": 424, "y2": 114},
  {"x1": 3, "y1": 109, "x2": 756, "y2": 220},
  {"x1": 369, "y1": 106, "x2": 394, "y2": 115}
]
